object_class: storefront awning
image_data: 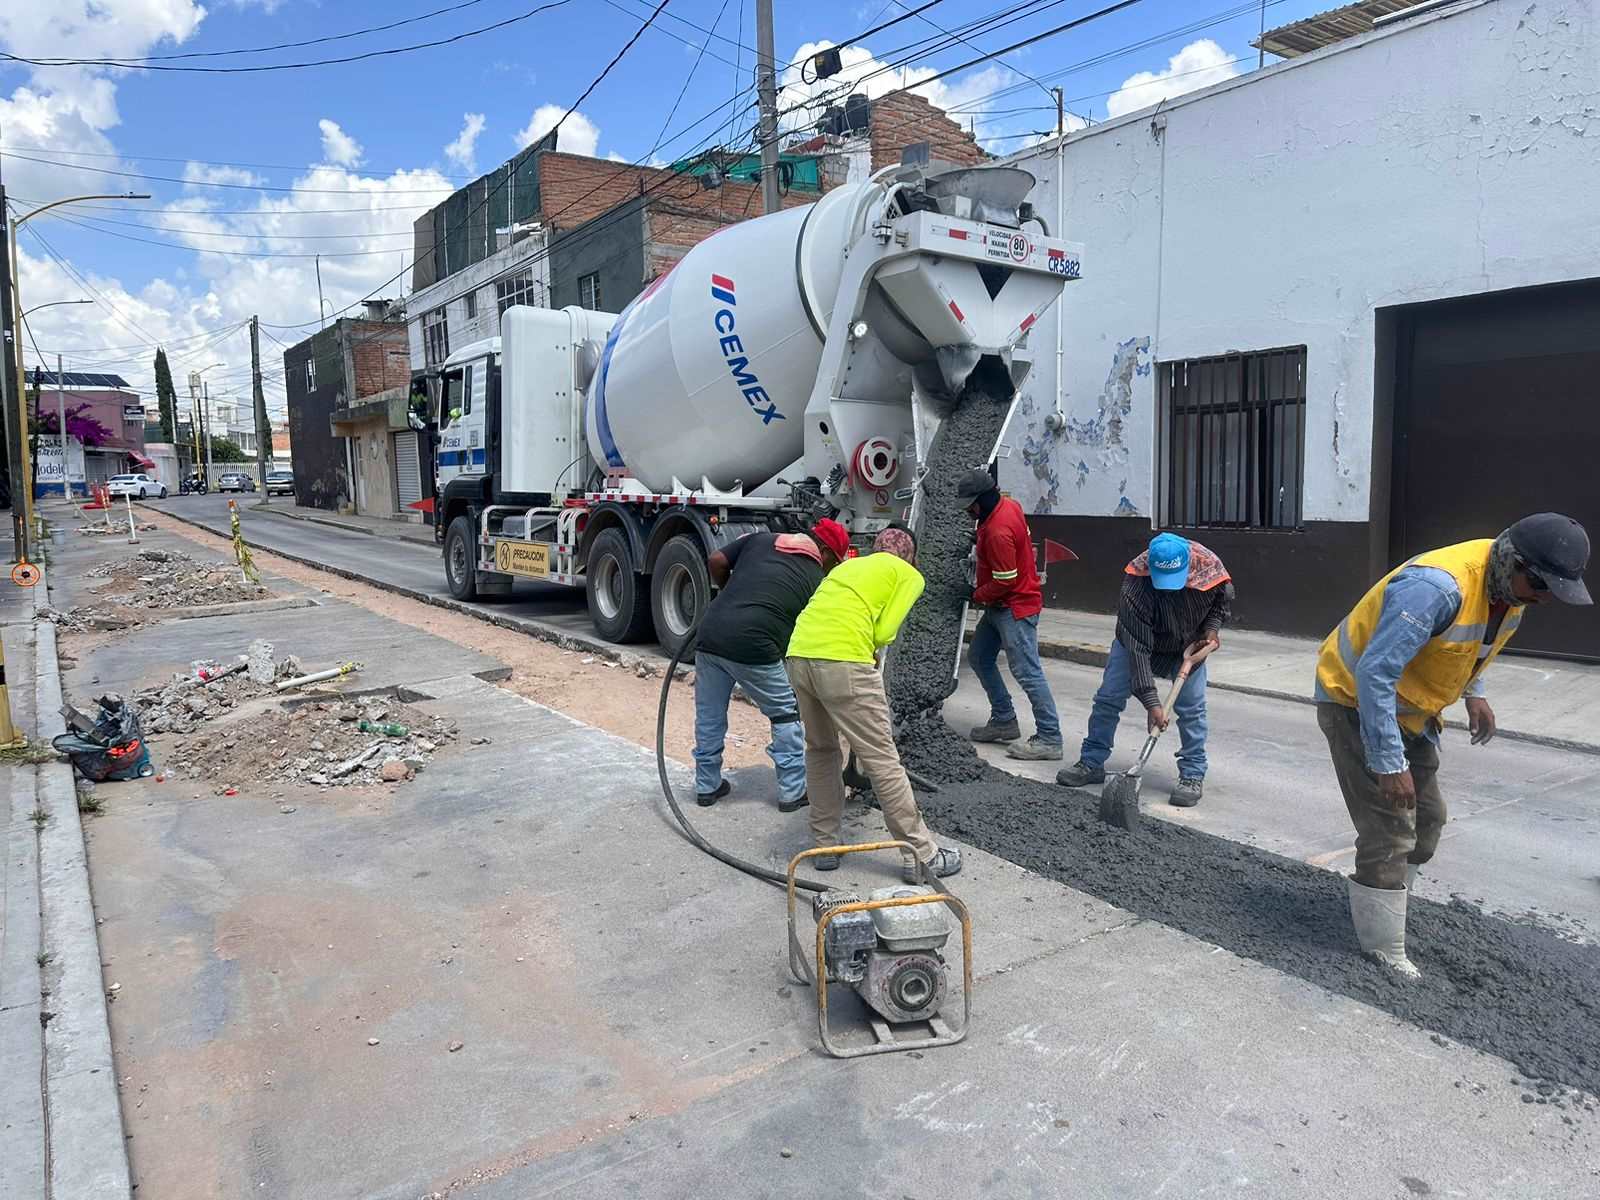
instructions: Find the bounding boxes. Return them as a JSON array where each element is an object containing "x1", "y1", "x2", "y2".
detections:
[{"x1": 129, "y1": 452, "x2": 157, "y2": 471}]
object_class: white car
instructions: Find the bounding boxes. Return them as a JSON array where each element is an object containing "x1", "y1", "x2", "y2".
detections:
[{"x1": 106, "y1": 473, "x2": 168, "y2": 500}]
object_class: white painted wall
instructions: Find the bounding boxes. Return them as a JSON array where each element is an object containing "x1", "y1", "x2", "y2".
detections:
[
  {"x1": 998, "y1": 0, "x2": 1600, "y2": 525},
  {"x1": 406, "y1": 230, "x2": 551, "y2": 376}
]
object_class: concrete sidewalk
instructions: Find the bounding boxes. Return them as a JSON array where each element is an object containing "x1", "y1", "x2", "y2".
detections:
[
  {"x1": 247, "y1": 500, "x2": 437, "y2": 545},
  {"x1": 1012, "y1": 606, "x2": 1600, "y2": 753}
]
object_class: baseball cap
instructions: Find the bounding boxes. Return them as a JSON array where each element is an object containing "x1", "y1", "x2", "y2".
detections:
[
  {"x1": 810, "y1": 518, "x2": 850, "y2": 561},
  {"x1": 1148, "y1": 532, "x2": 1190, "y2": 591},
  {"x1": 954, "y1": 467, "x2": 997, "y2": 501},
  {"x1": 1507, "y1": 513, "x2": 1592, "y2": 605}
]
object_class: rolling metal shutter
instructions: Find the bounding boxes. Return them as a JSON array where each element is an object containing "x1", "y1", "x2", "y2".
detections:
[{"x1": 393, "y1": 431, "x2": 422, "y2": 507}]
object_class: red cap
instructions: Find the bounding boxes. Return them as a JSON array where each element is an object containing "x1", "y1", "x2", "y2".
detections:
[{"x1": 810, "y1": 518, "x2": 850, "y2": 561}]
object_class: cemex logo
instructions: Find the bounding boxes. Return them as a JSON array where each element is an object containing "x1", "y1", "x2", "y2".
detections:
[{"x1": 710, "y1": 274, "x2": 784, "y2": 425}]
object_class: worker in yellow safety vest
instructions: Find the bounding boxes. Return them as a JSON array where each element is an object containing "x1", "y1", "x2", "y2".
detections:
[{"x1": 1314, "y1": 513, "x2": 1591, "y2": 979}]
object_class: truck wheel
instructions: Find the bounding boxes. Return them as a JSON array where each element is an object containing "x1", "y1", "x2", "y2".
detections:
[
  {"x1": 444, "y1": 515, "x2": 479, "y2": 600},
  {"x1": 586, "y1": 527, "x2": 652, "y2": 643},
  {"x1": 651, "y1": 535, "x2": 711, "y2": 656}
]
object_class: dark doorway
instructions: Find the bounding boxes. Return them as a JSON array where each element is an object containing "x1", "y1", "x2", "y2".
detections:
[{"x1": 1389, "y1": 278, "x2": 1600, "y2": 660}]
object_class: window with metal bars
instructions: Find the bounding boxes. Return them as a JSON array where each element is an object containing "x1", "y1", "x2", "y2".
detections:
[
  {"x1": 1160, "y1": 346, "x2": 1307, "y2": 530},
  {"x1": 495, "y1": 270, "x2": 538, "y2": 315}
]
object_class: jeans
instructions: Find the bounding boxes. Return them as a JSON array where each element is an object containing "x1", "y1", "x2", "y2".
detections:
[
  {"x1": 1079, "y1": 638, "x2": 1209, "y2": 779},
  {"x1": 1317, "y1": 703, "x2": 1445, "y2": 890},
  {"x1": 970, "y1": 608, "x2": 1061, "y2": 744},
  {"x1": 693, "y1": 652, "x2": 807, "y2": 803}
]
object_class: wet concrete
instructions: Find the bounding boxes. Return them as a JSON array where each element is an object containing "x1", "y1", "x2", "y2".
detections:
[{"x1": 917, "y1": 767, "x2": 1600, "y2": 1101}]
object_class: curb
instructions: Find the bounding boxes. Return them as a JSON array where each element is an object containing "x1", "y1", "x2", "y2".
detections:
[
  {"x1": 245, "y1": 502, "x2": 437, "y2": 547},
  {"x1": 33, "y1": 578, "x2": 133, "y2": 1197},
  {"x1": 153, "y1": 506, "x2": 666, "y2": 678}
]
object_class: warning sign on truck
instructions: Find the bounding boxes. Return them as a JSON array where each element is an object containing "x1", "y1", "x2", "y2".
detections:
[{"x1": 494, "y1": 539, "x2": 550, "y2": 578}]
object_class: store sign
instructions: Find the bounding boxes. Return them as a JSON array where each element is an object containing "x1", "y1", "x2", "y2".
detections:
[
  {"x1": 123, "y1": 403, "x2": 146, "y2": 420},
  {"x1": 35, "y1": 434, "x2": 86, "y2": 484}
]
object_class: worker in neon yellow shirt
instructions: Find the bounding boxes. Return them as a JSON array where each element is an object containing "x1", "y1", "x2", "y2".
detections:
[{"x1": 786, "y1": 526, "x2": 962, "y2": 881}]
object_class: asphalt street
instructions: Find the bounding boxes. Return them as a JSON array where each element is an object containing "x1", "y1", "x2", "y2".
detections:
[{"x1": 158, "y1": 492, "x2": 1600, "y2": 941}]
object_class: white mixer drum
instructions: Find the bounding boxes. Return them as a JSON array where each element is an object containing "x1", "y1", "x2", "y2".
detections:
[{"x1": 586, "y1": 182, "x2": 879, "y2": 493}]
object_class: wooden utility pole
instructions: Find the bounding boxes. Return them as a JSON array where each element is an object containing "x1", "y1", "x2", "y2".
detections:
[
  {"x1": 250, "y1": 315, "x2": 270, "y2": 503},
  {"x1": 755, "y1": 0, "x2": 780, "y2": 214}
]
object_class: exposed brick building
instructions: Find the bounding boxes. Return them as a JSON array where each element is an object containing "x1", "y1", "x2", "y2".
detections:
[{"x1": 281, "y1": 302, "x2": 410, "y2": 511}]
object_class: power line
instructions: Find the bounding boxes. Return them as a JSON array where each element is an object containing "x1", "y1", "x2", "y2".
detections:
[
  {"x1": 53, "y1": 212, "x2": 418, "y2": 241},
  {"x1": 10, "y1": 194, "x2": 455, "y2": 217},
  {"x1": 3, "y1": 0, "x2": 579, "y2": 73},
  {"x1": 3, "y1": 151, "x2": 455, "y2": 195},
  {"x1": 7, "y1": 144, "x2": 484, "y2": 185},
  {"x1": 50, "y1": 213, "x2": 414, "y2": 258}
]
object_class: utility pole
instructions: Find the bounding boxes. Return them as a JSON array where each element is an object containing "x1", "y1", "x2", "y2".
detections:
[
  {"x1": 55, "y1": 354, "x2": 69, "y2": 500},
  {"x1": 755, "y1": 0, "x2": 780, "y2": 214},
  {"x1": 250, "y1": 315, "x2": 270, "y2": 503},
  {"x1": 188, "y1": 371, "x2": 201, "y2": 483},
  {"x1": 0, "y1": 176, "x2": 25, "y2": 562},
  {"x1": 202, "y1": 380, "x2": 214, "y2": 483}
]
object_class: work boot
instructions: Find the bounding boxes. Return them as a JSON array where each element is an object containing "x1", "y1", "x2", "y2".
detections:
[
  {"x1": 969, "y1": 718, "x2": 1021, "y2": 744},
  {"x1": 1006, "y1": 737, "x2": 1063, "y2": 761},
  {"x1": 903, "y1": 845, "x2": 962, "y2": 883},
  {"x1": 1170, "y1": 777, "x2": 1203, "y2": 807},
  {"x1": 777, "y1": 792, "x2": 809, "y2": 814},
  {"x1": 696, "y1": 779, "x2": 730, "y2": 808},
  {"x1": 1346, "y1": 877, "x2": 1421, "y2": 980},
  {"x1": 812, "y1": 849, "x2": 840, "y2": 872},
  {"x1": 1055, "y1": 760, "x2": 1106, "y2": 787}
]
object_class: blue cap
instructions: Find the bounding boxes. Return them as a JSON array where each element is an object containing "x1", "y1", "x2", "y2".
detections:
[{"x1": 1148, "y1": 533, "x2": 1190, "y2": 591}]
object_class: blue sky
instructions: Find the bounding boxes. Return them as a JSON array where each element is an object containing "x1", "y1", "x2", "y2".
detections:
[{"x1": 0, "y1": 0, "x2": 1335, "y2": 415}]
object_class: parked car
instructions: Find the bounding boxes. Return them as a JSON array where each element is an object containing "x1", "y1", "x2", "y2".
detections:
[
  {"x1": 106, "y1": 473, "x2": 167, "y2": 500},
  {"x1": 264, "y1": 469, "x2": 295, "y2": 497},
  {"x1": 216, "y1": 471, "x2": 256, "y2": 493}
]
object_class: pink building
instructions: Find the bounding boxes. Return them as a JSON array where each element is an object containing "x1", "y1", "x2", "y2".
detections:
[{"x1": 29, "y1": 369, "x2": 154, "y2": 493}]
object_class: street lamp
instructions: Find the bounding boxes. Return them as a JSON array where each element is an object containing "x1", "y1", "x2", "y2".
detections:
[
  {"x1": 21, "y1": 300, "x2": 94, "y2": 503},
  {"x1": 5, "y1": 192, "x2": 149, "y2": 561}
]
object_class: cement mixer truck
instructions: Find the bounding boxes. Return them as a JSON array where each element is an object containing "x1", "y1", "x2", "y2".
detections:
[{"x1": 434, "y1": 159, "x2": 1082, "y2": 652}]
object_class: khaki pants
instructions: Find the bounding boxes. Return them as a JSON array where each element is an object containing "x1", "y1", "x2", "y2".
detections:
[
  {"x1": 1316, "y1": 703, "x2": 1446, "y2": 890},
  {"x1": 785, "y1": 656, "x2": 939, "y2": 864}
]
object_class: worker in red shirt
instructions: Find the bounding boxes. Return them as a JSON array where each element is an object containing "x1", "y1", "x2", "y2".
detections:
[{"x1": 956, "y1": 468, "x2": 1063, "y2": 760}]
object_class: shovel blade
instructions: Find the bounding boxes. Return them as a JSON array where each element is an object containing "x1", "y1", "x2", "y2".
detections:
[{"x1": 1098, "y1": 771, "x2": 1143, "y2": 830}]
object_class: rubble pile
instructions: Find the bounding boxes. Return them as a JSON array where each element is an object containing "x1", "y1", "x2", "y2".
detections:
[
  {"x1": 164, "y1": 694, "x2": 460, "y2": 789},
  {"x1": 44, "y1": 549, "x2": 268, "y2": 632},
  {"x1": 134, "y1": 640, "x2": 302, "y2": 733}
]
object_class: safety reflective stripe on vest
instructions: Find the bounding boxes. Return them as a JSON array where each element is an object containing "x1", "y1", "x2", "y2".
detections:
[{"x1": 991, "y1": 569, "x2": 1019, "y2": 580}]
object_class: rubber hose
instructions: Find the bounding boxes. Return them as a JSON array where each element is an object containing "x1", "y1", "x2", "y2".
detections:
[{"x1": 656, "y1": 627, "x2": 830, "y2": 893}]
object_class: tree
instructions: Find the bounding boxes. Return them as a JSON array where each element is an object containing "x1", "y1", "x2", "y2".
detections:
[
  {"x1": 154, "y1": 348, "x2": 178, "y2": 441},
  {"x1": 208, "y1": 436, "x2": 249, "y2": 464}
]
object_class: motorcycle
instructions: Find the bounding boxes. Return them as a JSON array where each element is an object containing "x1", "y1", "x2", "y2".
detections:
[{"x1": 179, "y1": 473, "x2": 208, "y2": 496}]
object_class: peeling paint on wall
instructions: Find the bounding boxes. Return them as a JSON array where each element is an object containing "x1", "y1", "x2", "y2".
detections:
[{"x1": 1013, "y1": 385, "x2": 1063, "y2": 512}]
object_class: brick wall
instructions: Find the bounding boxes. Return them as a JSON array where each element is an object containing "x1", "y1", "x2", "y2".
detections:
[
  {"x1": 346, "y1": 321, "x2": 410, "y2": 401},
  {"x1": 869, "y1": 91, "x2": 987, "y2": 171}
]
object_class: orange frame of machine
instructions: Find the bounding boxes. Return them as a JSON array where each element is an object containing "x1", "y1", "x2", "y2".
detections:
[{"x1": 785, "y1": 841, "x2": 972, "y2": 1059}]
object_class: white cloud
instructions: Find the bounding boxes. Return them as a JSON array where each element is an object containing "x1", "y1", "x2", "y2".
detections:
[
  {"x1": 444, "y1": 112, "x2": 486, "y2": 172},
  {"x1": 1105, "y1": 39, "x2": 1239, "y2": 119},
  {"x1": 317, "y1": 119, "x2": 364, "y2": 168},
  {"x1": 183, "y1": 162, "x2": 265, "y2": 189},
  {"x1": 514, "y1": 104, "x2": 599, "y2": 158}
]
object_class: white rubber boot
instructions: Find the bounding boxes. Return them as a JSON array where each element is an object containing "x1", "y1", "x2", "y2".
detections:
[
  {"x1": 1346, "y1": 878, "x2": 1421, "y2": 980},
  {"x1": 1405, "y1": 864, "x2": 1420, "y2": 891}
]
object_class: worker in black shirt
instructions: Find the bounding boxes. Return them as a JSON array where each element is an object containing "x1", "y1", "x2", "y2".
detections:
[{"x1": 692, "y1": 519, "x2": 850, "y2": 810}]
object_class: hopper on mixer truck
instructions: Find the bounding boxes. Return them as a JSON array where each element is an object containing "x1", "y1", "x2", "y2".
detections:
[{"x1": 433, "y1": 159, "x2": 1082, "y2": 654}]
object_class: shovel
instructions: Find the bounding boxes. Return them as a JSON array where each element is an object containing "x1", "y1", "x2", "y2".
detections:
[{"x1": 1098, "y1": 642, "x2": 1216, "y2": 830}]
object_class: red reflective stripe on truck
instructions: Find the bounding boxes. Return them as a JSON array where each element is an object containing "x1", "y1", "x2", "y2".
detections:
[
  {"x1": 949, "y1": 299, "x2": 965, "y2": 322},
  {"x1": 1019, "y1": 313, "x2": 1036, "y2": 332},
  {"x1": 946, "y1": 229, "x2": 969, "y2": 240}
]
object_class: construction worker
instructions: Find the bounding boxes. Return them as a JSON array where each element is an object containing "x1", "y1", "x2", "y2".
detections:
[
  {"x1": 1316, "y1": 513, "x2": 1591, "y2": 979},
  {"x1": 957, "y1": 468, "x2": 1064, "y2": 761},
  {"x1": 1056, "y1": 532, "x2": 1232, "y2": 807},
  {"x1": 693, "y1": 519, "x2": 851, "y2": 810},
  {"x1": 786, "y1": 526, "x2": 962, "y2": 881}
]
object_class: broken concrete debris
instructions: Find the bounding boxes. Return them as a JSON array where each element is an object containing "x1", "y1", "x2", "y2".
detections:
[{"x1": 43, "y1": 548, "x2": 269, "y2": 632}]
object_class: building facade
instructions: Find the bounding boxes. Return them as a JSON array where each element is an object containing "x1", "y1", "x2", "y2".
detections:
[
  {"x1": 27, "y1": 370, "x2": 151, "y2": 495},
  {"x1": 281, "y1": 305, "x2": 411, "y2": 511},
  {"x1": 996, "y1": 0, "x2": 1600, "y2": 658}
]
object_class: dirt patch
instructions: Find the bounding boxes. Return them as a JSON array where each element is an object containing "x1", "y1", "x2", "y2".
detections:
[
  {"x1": 139, "y1": 509, "x2": 775, "y2": 777},
  {"x1": 162, "y1": 695, "x2": 460, "y2": 789}
]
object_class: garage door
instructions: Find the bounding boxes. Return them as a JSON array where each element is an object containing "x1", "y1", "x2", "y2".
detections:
[
  {"x1": 1392, "y1": 279, "x2": 1600, "y2": 660},
  {"x1": 394, "y1": 431, "x2": 422, "y2": 508}
]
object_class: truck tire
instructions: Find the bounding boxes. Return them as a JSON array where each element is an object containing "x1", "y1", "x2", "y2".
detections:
[
  {"x1": 444, "y1": 515, "x2": 479, "y2": 600},
  {"x1": 650, "y1": 535, "x2": 711, "y2": 657},
  {"x1": 586, "y1": 526, "x2": 652, "y2": 643}
]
